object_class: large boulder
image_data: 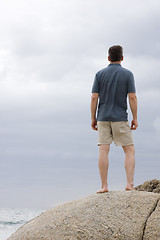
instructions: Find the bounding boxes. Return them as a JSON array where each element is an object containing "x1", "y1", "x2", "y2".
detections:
[
  {"x1": 143, "y1": 198, "x2": 160, "y2": 240},
  {"x1": 8, "y1": 191, "x2": 160, "y2": 240},
  {"x1": 136, "y1": 179, "x2": 160, "y2": 193}
]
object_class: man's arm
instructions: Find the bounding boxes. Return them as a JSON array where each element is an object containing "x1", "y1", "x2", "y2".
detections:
[
  {"x1": 128, "y1": 92, "x2": 138, "y2": 130},
  {"x1": 90, "y1": 93, "x2": 99, "y2": 130}
]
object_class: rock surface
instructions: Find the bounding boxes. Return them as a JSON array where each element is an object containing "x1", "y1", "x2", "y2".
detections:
[
  {"x1": 143, "y1": 198, "x2": 160, "y2": 240},
  {"x1": 8, "y1": 191, "x2": 160, "y2": 240},
  {"x1": 136, "y1": 179, "x2": 160, "y2": 193}
]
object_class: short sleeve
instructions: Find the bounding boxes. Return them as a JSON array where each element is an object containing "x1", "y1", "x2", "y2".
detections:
[
  {"x1": 92, "y1": 73, "x2": 100, "y2": 93},
  {"x1": 127, "y1": 72, "x2": 136, "y2": 93}
]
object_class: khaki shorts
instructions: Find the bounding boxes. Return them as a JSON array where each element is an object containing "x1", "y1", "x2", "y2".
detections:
[{"x1": 97, "y1": 121, "x2": 134, "y2": 147}]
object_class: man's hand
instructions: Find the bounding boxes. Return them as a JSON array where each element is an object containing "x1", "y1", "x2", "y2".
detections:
[
  {"x1": 91, "y1": 119, "x2": 98, "y2": 131},
  {"x1": 131, "y1": 119, "x2": 138, "y2": 130}
]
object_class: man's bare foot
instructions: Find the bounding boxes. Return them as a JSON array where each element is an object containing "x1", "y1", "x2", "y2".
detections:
[
  {"x1": 125, "y1": 185, "x2": 135, "y2": 191},
  {"x1": 96, "y1": 187, "x2": 109, "y2": 194}
]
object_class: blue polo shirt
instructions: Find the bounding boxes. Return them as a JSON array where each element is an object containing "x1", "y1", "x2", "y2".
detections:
[{"x1": 92, "y1": 63, "x2": 136, "y2": 121}]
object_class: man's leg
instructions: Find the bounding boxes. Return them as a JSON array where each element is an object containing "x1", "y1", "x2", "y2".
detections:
[
  {"x1": 97, "y1": 144, "x2": 110, "y2": 193},
  {"x1": 122, "y1": 144, "x2": 135, "y2": 190}
]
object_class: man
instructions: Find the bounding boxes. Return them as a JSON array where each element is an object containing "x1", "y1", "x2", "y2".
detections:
[{"x1": 91, "y1": 45, "x2": 138, "y2": 193}]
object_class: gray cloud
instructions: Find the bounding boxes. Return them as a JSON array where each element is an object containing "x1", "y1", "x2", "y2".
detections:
[{"x1": 0, "y1": 0, "x2": 160, "y2": 208}]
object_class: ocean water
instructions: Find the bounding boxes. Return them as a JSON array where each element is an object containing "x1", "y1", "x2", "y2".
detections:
[{"x1": 0, "y1": 208, "x2": 46, "y2": 240}]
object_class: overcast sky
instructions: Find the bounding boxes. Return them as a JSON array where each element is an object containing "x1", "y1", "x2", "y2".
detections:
[{"x1": 0, "y1": 0, "x2": 160, "y2": 209}]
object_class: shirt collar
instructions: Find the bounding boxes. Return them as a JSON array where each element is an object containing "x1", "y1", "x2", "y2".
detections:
[{"x1": 108, "y1": 63, "x2": 121, "y2": 67}]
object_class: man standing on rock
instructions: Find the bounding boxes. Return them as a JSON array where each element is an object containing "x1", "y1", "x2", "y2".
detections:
[{"x1": 91, "y1": 45, "x2": 138, "y2": 193}]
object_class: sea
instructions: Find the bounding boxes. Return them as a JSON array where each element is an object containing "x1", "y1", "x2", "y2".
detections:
[{"x1": 0, "y1": 208, "x2": 46, "y2": 240}]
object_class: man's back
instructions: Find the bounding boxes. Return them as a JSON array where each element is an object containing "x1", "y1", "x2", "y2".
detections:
[
  {"x1": 92, "y1": 63, "x2": 136, "y2": 121},
  {"x1": 90, "y1": 45, "x2": 138, "y2": 193}
]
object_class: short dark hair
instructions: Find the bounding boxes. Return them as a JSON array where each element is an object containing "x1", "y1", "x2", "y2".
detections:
[{"x1": 108, "y1": 45, "x2": 123, "y2": 62}]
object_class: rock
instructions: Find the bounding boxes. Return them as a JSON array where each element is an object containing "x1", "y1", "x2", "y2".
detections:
[
  {"x1": 143, "y1": 199, "x2": 160, "y2": 240},
  {"x1": 135, "y1": 179, "x2": 160, "y2": 193},
  {"x1": 8, "y1": 191, "x2": 160, "y2": 240}
]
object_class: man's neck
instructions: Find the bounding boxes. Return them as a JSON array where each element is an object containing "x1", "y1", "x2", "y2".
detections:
[{"x1": 110, "y1": 61, "x2": 121, "y2": 64}]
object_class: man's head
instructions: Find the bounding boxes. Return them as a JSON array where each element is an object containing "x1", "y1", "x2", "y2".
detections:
[{"x1": 108, "y1": 45, "x2": 123, "y2": 63}]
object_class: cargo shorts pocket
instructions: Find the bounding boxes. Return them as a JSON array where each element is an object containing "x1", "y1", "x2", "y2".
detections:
[{"x1": 119, "y1": 121, "x2": 131, "y2": 134}]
